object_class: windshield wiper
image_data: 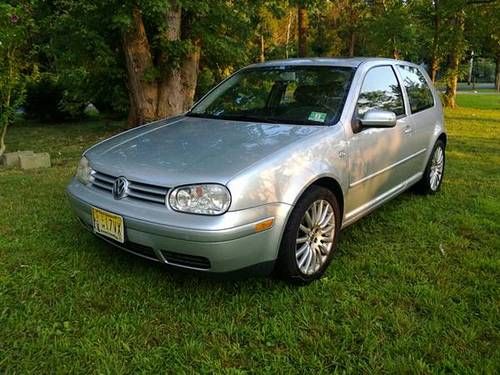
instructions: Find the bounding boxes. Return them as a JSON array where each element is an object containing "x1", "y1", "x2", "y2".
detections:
[
  {"x1": 220, "y1": 114, "x2": 281, "y2": 124},
  {"x1": 186, "y1": 112, "x2": 279, "y2": 124},
  {"x1": 186, "y1": 112, "x2": 324, "y2": 126}
]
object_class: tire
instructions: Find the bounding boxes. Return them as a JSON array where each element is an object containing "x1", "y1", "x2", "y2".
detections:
[
  {"x1": 414, "y1": 139, "x2": 446, "y2": 195},
  {"x1": 275, "y1": 185, "x2": 341, "y2": 284}
]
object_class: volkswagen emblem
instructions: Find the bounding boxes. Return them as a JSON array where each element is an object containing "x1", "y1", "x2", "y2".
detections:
[{"x1": 112, "y1": 177, "x2": 129, "y2": 200}]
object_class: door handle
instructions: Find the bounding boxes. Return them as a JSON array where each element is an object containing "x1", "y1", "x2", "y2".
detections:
[{"x1": 403, "y1": 125, "x2": 413, "y2": 135}]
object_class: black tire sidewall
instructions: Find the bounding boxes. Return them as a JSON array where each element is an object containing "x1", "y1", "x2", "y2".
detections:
[{"x1": 276, "y1": 186, "x2": 341, "y2": 284}]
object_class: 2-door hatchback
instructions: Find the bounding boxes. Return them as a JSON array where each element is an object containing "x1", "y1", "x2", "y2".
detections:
[{"x1": 67, "y1": 58, "x2": 446, "y2": 283}]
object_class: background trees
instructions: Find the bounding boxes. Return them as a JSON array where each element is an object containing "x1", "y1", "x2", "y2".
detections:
[
  {"x1": 0, "y1": 0, "x2": 498, "y2": 135},
  {"x1": 0, "y1": 2, "x2": 33, "y2": 157}
]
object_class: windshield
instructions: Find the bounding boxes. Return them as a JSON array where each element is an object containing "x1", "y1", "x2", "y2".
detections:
[{"x1": 188, "y1": 66, "x2": 354, "y2": 126}]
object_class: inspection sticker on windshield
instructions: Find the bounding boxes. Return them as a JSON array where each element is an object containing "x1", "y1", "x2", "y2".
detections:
[{"x1": 308, "y1": 111, "x2": 327, "y2": 123}]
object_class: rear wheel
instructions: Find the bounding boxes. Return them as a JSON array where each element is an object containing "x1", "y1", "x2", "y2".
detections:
[
  {"x1": 415, "y1": 139, "x2": 445, "y2": 194},
  {"x1": 276, "y1": 186, "x2": 341, "y2": 284}
]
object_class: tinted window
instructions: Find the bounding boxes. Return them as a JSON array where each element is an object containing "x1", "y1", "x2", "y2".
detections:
[
  {"x1": 397, "y1": 65, "x2": 434, "y2": 113},
  {"x1": 357, "y1": 66, "x2": 405, "y2": 118},
  {"x1": 190, "y1": 67, "x2": 354, "y2": 125}
]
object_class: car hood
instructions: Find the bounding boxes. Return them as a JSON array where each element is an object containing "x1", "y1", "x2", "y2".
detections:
[{"x1": 86, "y1": 116, "x2": 324, "y2": 186}]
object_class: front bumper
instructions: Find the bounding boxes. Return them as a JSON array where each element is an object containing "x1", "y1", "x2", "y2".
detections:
[{"x1": 67, "y1": 178, "x2": 292, "y2": 274}]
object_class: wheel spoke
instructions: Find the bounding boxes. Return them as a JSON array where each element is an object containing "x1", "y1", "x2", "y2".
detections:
[
  {"x1": 318, "y1": 204, "x2": 329, "y2": 226},
  {"x1": 298, "y1": 246, "x2": 310, "y2": 268},
  {"x1": 299, "y1": 224, "x2": 310, "y2": 233},
  {"x1": 319, "y1": 212, "x2": 334, "y2": 228},
  {"x1": 296, "y1": 236, "x2": 308, "y2": 244},
  {"x1": 304, "y1": 211, "x2": 313, "y2": 227},
  {"x1": 296, "y1": 243, "x2": 309, "y2": 257},
  {"x1": 310, "y1": 204, "x2": 317, "y2": 224},
  {"x1": 304, "y1": 247, "x2": 313, "y2": 272},
  {"x1": 316, "y1": 201, "x2": 324, "y2": 224},
  {"x1": 318, "y1": 242, "x2": 329, "y2": 255},
  {"x1": 321, "y1": 224, "x2": 335, "y2": 234}
]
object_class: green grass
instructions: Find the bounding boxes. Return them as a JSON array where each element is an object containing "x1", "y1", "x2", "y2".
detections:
[
  {"x1": 1, "y1": 106, "x2": 499, "y2": 373},
  {"x1": 456, "y1": 92, "x2": 500, "y2": 110}
]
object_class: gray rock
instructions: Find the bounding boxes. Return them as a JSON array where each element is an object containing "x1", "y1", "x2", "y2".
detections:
[
  {"x1": 19, "y1": 152, "x2": 51, "y2": 170},
  {"x1": 1, "y1": 151, "x2": 34, "y2": 168}
]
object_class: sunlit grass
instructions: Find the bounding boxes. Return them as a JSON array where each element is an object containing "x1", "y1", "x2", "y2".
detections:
[
  {"x1": 456, "y1": 92, "x2": 500, "y2": 110},
  {"x1": 0, "y1": 107, "x2": 499, "y2": 372}
]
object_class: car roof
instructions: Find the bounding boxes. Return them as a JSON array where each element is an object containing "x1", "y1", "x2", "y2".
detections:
[{"x1": 247, "y1": 57, "x2": 417, "y2": 69}]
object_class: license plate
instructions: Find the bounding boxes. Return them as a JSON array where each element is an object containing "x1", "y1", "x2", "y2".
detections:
[{"x1": 91, "y1": 207, "x2": 124, "y2": 243}]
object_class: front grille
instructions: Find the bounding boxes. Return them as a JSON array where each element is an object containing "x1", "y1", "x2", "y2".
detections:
[
  {"x1": 161, "y1": 250, "x2": 211, "y2": 270},
  {"x1": 91, "y1": 170, "x2": 169, "y2": 205}
]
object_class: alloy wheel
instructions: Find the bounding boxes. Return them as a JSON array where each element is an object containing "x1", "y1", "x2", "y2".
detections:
[
  {"x1": 295, "y1": 199, "x2": 336, "y2": 275},
  {"x1": 430, "y1": 146, "x2": 444, "y2": 191}
]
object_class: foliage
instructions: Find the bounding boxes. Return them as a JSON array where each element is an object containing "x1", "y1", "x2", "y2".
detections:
[
  {"x1": 24, "y1": 74, "x2": 62, "y2": 122},
  {"x1": 2, "y1": 0, "x2": 499, "y2": 122},
  {"x1": 0, "y1": 1, "x2": 32, "y2": 155}
]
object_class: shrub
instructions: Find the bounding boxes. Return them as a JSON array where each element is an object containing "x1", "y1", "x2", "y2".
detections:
[{"x1": 24, "y1": 74, "x2": 83, "y2": 122}]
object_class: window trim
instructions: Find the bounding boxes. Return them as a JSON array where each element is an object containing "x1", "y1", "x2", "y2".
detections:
[
  {"x1": 396, "y1": 64, "x2": 436, "y2": 115},
  {"x1": 354, "y1": 64, "x2": 407, "y2": 121}
]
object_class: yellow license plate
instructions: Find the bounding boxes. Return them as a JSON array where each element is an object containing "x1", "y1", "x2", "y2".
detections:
[{"x1": 91, "y1": 207, "x2": 124, "y2": 243}]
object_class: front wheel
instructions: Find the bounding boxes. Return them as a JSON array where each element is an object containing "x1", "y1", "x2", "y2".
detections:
[
  {"x1": 275, "y1": 186, "x2": 341, "y2": 284},
  {"x1": 415, "y1": 140, "x2": 445, "y2": 194}
]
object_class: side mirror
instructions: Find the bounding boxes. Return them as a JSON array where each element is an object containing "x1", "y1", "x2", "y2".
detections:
[{"x1": 359, "y1": 110, "x2": 397, "y2": 128}]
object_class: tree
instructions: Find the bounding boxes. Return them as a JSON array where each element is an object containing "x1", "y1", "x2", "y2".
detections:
[
  {"x1": 442, "y1": 6, "x2": 465, "y2": 108},
  {"x1": 363, "y1": 0, "x2": 417, "y2": 60},
  {"x1": 0, "y1": 2, "x2": 32, "y2": 157},
  {"x1": 297, "y1": 1, "x2": 309, "y2": 57},
  {"x1": 440, "y1": 0, "x2": 497, "y2": 107}
]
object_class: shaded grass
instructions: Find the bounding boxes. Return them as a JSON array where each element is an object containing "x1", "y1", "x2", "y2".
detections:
[{"x1": 0, "y1": 108, "x2": 499, "y2": 373}]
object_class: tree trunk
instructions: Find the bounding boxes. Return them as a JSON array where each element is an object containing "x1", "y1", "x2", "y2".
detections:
[
  {"x1": 122, "y1": 7, "x2": 158, "y2": 126},
  {"x1": 0, "y1": 51, "x2": 13, "y2": 158},
  {"x1": 443, "y1": 11, "x2": 465, "y2": 108},
  {"x1": 392, "y1": 48, "x2": 400, "y2": 60},
  {"x1": 430, "y1": 1, "x2": 440, "y2": 83},
  {"x1": 431, "y1": 56, "x2": 439, "y2": 83},
  {"x1": 0, "y1": 122, "x2": 7, "y2": 158},
  {"x1": 122, "y1": 5, "x2": 201, "y2": 127},
  {"x1": 297, "y1": 4, "x2": 308, "y2": 57},
  {"x1": 443, "y1": 53, "x2": 459, "y2": 108},
  {"x1": 285, "y1": 10, "x2": 293, "y2": 58},
  {"x1": 180, "y1": 39, "x2": 201, "y2": 111},
  {"x1": 260, "y1": 34, "x2": 265, "y2": 62},
  {"x1": 156, "y1": 6, "x2": 183, "y2": 119},
  {"x1": 495, "y1": 54, "x2": 500, "y2": 92},
  {"x1": 349, "y1": 32, "x2": 356, "y2": 57}
]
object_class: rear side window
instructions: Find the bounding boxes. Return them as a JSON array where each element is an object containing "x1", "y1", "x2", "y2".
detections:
[
  {"x1": 397, "y1": 65, "x2": 434, "y2": 113},
  {"x1": 356, "y1": 66, "x2": 405, "y2": 118}
]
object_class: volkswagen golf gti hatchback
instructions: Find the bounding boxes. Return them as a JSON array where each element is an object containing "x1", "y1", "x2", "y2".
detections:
[{"x1": 67, "y1": 58, "x2": 446, "y2": 283}]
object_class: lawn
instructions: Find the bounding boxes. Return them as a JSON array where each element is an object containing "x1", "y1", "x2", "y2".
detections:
[
  {"x1": 456, "y1": 91, "x2": 500, "y2": 110},
  {"x1": 0, "y1": 104, "x2": 499, "y2": 373}
]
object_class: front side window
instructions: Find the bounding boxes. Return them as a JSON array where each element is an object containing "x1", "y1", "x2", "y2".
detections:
[
  {"x1": 189, "y1": 66, "x2": 355, "y2": 125},
  {"x1": 356, "y1": 66, "x2": 405, "y2": 118},
  {"x1": 397, "y1": 65, "x2": 434, "y2": 113}
]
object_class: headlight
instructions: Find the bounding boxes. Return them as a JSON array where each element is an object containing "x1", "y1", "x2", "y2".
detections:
[
  {"x1": 169, "y1": 184, "x2": 231, "y2": 215},
  {"x1": 76, "y1": 156, "x2": 92, "y2": 185}
]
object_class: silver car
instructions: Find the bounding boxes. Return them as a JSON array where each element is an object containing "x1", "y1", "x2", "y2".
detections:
[{"x1": 67, "y1": 58, "x2": 446, "y2": 283}]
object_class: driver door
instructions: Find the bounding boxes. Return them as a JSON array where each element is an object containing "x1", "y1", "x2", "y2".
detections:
[{"x1": 345, "y1": 65, "x2": 409, "y2": 218}]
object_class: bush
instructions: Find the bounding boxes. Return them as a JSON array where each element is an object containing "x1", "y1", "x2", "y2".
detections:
[{"x1": 24, "y1": 74, "x2": 83, "y2": 122}]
